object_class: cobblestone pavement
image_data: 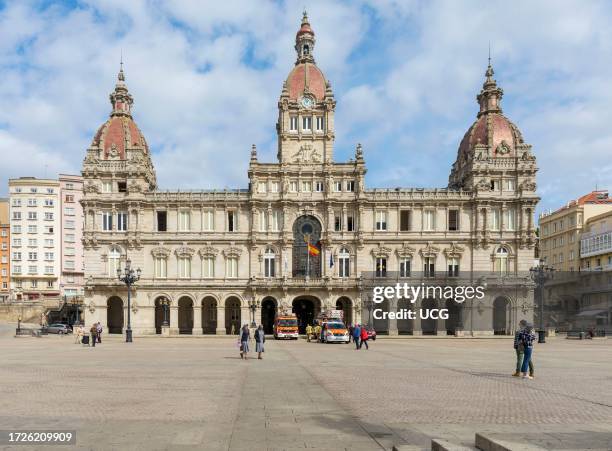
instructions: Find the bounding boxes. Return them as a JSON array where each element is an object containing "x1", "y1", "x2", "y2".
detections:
[{"x1": 0, "y1": 330, "x2": 611, "y2": 450}]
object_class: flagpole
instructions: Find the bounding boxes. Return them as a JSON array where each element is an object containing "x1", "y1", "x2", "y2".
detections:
[{"x1": 306, "y1": 236, "x2": 310, "y2": 281}]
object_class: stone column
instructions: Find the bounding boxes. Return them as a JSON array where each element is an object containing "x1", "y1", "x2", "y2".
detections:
[
  {"x1": 193, "y1": 304, "x2": 202, "y2": 335},
  {"x1": 412, "y1": 303, "x2": 422, "y2": 336},
  {"x1": 388, "y1": 298, "x2": 398, "y2": 336},
  {"x1": 216, "y1": 304, "x2": 226, "y2": 335},
  {"x1": 169, "y1": 306, "x2": 179, "y2": 335}
]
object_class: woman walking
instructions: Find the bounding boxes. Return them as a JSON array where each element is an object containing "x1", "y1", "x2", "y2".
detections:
[
  {"x1": 89, "y1": 324, "x2": 98, "y2": 348},
  {"x1": 240, "y1": 325, "x2": 251, "y2": 360},
  {"x1": 360, "y1": 325, "x2": 369, "y2": 350},
  {"x1": 255, "y1": 325, "x2": 265, "y2": 359}
]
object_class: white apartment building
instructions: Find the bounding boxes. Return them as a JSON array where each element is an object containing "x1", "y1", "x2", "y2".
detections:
[{"x1": 59, "y1": 174, "x2": 84, "y2": 299}]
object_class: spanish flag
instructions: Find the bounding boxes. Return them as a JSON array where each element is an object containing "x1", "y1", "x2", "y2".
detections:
[{"x1": 308, "y1": 243, "x2": 320, "y2": 257}]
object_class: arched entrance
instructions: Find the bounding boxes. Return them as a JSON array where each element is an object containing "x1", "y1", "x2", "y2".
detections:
[
  {"x1": 261, "y1": 297, "x2": 277, "y2": 334},
  {"x1": 178, "y1": 297, "x2": 194, "y2": 335},
  {"x1": 225, "y1": 297, "x2": 241, "y2": 334},
  {"x1": 421, "y1": 298, "x2": 437, "y2": 335},
  {"x1": 493, "y1": 297, "x2": 510, "y2": 335},
  {"x1": 154, "y1": 297, "x2": 168, "y2": 334},
  {"x1": 445, "y1": 299, "x2": 462, "y2": 335},
  {"x1": 397, "y1": 298, "x2": 414, "y2": 335},
  {"x1": 202, "y1": 296, "x2": 217, "y2": 334},
  {"x1": 292, "y1": 296, "x2": 320, "y2": 333},
  {"x1": 372, "y1": 298, "x2": 389, "y2": 334},
  {"x1": 292, "y1": 215, "x2": 322, "y2": 278},
  {"x1": 107, "y1": 297, "x2": 124, "y2": 334},
  {"x1": 335, "y1": 297, "x2": 352, "y2": 325}
]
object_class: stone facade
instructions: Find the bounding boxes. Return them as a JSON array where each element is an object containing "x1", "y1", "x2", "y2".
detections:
[{"x1": 82, "y1": 14, "x2": 538, "y2": 337}]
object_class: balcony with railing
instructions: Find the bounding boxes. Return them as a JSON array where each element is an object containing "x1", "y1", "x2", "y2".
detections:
[{"x1": 580, "y1": 229, "x2": 612, "y2": 258}]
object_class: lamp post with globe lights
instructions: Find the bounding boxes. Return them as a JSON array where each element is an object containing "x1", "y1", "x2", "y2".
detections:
[
  {"x1": 529, "y1": 260, "x2": 554, "y2": 344},
  {"x1": 117, "y1": 259, "x2": 141, "y2": 343}
]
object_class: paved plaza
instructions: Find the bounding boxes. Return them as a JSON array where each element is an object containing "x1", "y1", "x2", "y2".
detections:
[{"x1": 0, "y1": 327, "x2": 611, "y2": 451}]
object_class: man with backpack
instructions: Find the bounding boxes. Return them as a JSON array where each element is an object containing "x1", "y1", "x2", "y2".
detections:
[{"x1": 353, "y1": 324, "x2": 361, "y2": 350}]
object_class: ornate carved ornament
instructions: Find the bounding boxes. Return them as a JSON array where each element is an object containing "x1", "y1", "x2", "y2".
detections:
[
  {"x1": 519, "y1": 180, "x2": 537, "y2": 192},
  {"x1": 128, "y1": 180, "x2": 142, "y2": 193},
  {"x1": 396, "y1": 243, "x2": 416, "y2": 258},
  {"x1": 476, "y1": 179, "x2": 491, "y2": 191},
  {"x1": 223, "y1": 246, "x2": 243, "y2": 258},
  {"x1": 419, "y1": 242, "x2": 440, "y2": 258},
  {"x1": 443, "y1": 242, "x2": 465, "y2": 258},
  {"x1": 292, "y1": 144, "x2": 321, "y2": 163},
  {"x1": 175, "y1": 246, "x2": 196, "y2": 258},
  {"x1": 198, "y1": 245, "x2": 219, "y2": 258},
  {"x1": 495, "y1": 140, "x2": 512, "y2": 155},
  {"x1": 83, "y1": 182, "x2": 100, "y2": 194},
  {"x1": 151, "y1": 247, "x2": 171, "y2": 259},
  {"x1": 370, "y1": 244, "x2": 392, "y2": 258},
  {"x1": 88, "y1": 301, "x2": 96, "y2": 314}
]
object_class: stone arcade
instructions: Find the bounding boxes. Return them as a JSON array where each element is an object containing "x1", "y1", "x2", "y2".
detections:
[{"x1": 81, "y1": 13, "x2": 539, "y2": 336}]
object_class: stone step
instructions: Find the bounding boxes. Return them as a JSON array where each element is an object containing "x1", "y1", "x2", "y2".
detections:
[
  {"x1": 431, "y1": 438, "x2": 477, "y2": 451},
  {"x1": 475, "y1": 433, "x2": 548, "y2": 451}
]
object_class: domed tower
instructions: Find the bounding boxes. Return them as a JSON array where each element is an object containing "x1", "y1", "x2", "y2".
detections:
[
  {"x1": 82, "y1": 64, "x2": 157, "y2": 193},
  {"x1": 449, "y1": 61, "x2": 539, "y2": 250},
  {"x1": 276, "y1": 11, "x2": 336, "y2": 164},
  {"x1": 449, "y1": 61, "x2": 537, "y2": 192}
]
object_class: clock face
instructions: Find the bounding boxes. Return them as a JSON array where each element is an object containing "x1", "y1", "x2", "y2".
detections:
[{"x1": 301, "y1": 96, "x2": 314, "y2": 108}]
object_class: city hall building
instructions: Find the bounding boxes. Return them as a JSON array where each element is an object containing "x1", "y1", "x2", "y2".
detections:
[{"x1": 81, "y1": 14, "x2": 539, "y2": 336}]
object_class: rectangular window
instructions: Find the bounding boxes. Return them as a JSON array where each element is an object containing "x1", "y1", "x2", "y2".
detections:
[
  {"x1": 258, "y1": 182, "x2": 267, "y2": 193},
  {"x1": 117, "y1": 212, "x2": 128, "y2": 231},
  {"x1": 264, "y1": 256, "x2": 275, "y2": 278},
  {"x1": 102, "y1": 181, "x2": 112, "y2": 193},
  {"x1": 289, "y1": 181, "x2": 298, "y2": 192},
  {"x1": 424, "y1": 257, "x2": 435, "y2": 278},
  {"x1": 400, "y1": 210, "x2": 411, "y2": 231},
  {"x1": 28, "y1": 252, "x2": 37, "y2": 261},
  {"x1": 346, "y1": 181, "x2": 355, "y2": 192},
  {"x1": 28, "y1": 265, "x2": 37, "y2": 274},
  {"x1": 102, "y1": 212, "x2": 113, "y2": 231},
  {"x1": 12, "y1": 212, "x2": 21, "y2": 220},
  {"x1": 271, "y1": 181, "x2": 280, "y2": 193},
  {"x1": 13, "y1": 238, "x2": 21, "y2": 247},
  {"x1": 504, "y1": 208, "x2": 516, "y2": 231},
  {"x1": 490, "y1": 208, "x2": 501, "y2": 231},
  {"x1": 271, "y1": 210, "x2": 281, "y2": 231},
  {"x1": 64, "y1": 207, "x2": 75, "y2": 216},
  {"x1": 44, "y1": 212, "x2": 54, "y2": 220},
  {"x1": 117, "y1": 181, "x2": 127, "y2": 193},
  {"x1": 347, "y1": 215, "x2": 354, "y2": 232},
  {"x1": 376, "y1": 211, "x2": 387, "y2": 231},
  {"x1": 179, "y1": 211, "x2": 191, "y2": 231},
  {"x1": 157, "y1": 211, "x2": 167, "y2": 232},
  {"x1": 290, "y1": 116, "x2": 298, "y2": 131},
  {"x1": 154, "y1": 258, "x2": 167, "y2": 278},
  {"x1": 46, "y1": 188, "x2": 53, "y2": 194},
  {"x1": 44, "y1": 266, "x2": 53, "y2": 274},
  {"x1": 46, "y1": 280, "x2": 53, "y2": 289},
  {"x1": 260, "y1": 211, "x2": 268, "y2": 232},
  {"x1": 63, "y1": 235, "x2": 73, "y2": 244},
  {"x1": 334, "y1": 214, "x2": 342, "y2": 232},
  {"x1": 375, "y1": 257, "x2": 387, "y2": 278},
  {"x1": 505, "y1": 179, "x2": 516, "y2": 191},
  {"x1": 65, "y1": 220, "x2": 75, "y2": 229},
  {"x1": 400, "y1": 258, "x2": 411, "y2": 278},
  {"x1": 64, "y1": 260, "x2": 75, "y2": 270},
  {"x1": 448, "y1": 210, "x2": 459, "y2": 231},
  {"x1": 448, "y1": 257, "x2": 459, "y2": 277},
  {"x1": 44, "y1": 252, "x2": 54, "y2": 261},
  {"x1": 28, "y1": 212, "x2": 37, "y2": 220},
  {"x1": 202, "y1": 257, "x2": 214, "y2": 278},
  {"x1": 316, "y1": 116, "x2": 324, "y2": 131},
  {"x1": 28, "y1": 225, "x2": 37, "y2": 234},
  {"x1": 302, "y1": 181, "x2": 312, "y2": 192},
  {"x1": 202, "y1": 211, "x2": 214, "y2": 231},
  {"x1": 13, "y1": 266, "x2": 21, "y2": 274},
  {"x1": 302, "y1": 116, "x2": 312, "y2": 131},
  {"x1": 227, "y1": 211, "x2": 236, "y2": 232},
  {"x1": 490, "y1": 180, "x2": 500, "y2": 191},
  {"x1": 27, "y1": 198, "x2": 37, "y2": 207},
  {"x1": 334, "y1": 181, "x2": 342, "y2": 192},
  {"x1": 226, "y1": 257, "x2": 238, "y2": 278},
  {"x1": 12, "y1": 199, "x2": 22, "y2": 207},
  {"x1": 44, "y1": 199, "x2": 54, "y2": 207},
  {"x1": 423, "y1": 210, "x2": 435, "y2": 231},
  {"x1": 31, "y1": 280, "x2": 38, "y2": 288},
  {"x1": 339, "y1": 254, "x2": 350, "y2": 278},
  {"x1": 315, "y1": 181, "x2": 324, "y2": 192},
  {"x1": 13, "y1": 252, "x2": 22, "y2": 260},
  {"x1": 65, "y1": 194, "x2": 74, "y2": 203},
  {"x1": 13, "y1": 225, "x2": 21, "y2": 234},
  {"x1": 65, "y1": 247, "x2": 75, "y2": 256},
  {"x1": 178, "y1": 257, "x2": 191, "y2": 278},
  {"x1": 28, "y1": 239, "x2": 37, "y2": 247}
]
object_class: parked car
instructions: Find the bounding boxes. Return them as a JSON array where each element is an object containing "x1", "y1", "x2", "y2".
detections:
[
  {"x1": 45, "y1": 323, "x2": 72, "y2": 335},
  {"x1": 363, "y1": 325, "x2": 377, "y2": 340}
]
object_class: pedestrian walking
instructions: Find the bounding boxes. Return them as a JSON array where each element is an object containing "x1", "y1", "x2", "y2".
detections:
[
  {"x1": 353, "y1": 324, "x2": 361, "y2": 350},
  {"x1": 96, "y1": 322, "x2": 103, "y2": 344},
  {"x1": 360, "y1": 325, "x2": 369, "y2": 350},
  {"x1": 74, "y1": 324, "x2": 83, "y2": 344},
  {"x1": 518, "y1": 323, "x2": 536, "y2": 379},
  {"x1": 240, "y1": 324, "x2": 251, "y2": 360},
  {"x1": 255, "y1": 325, "x2": 265, "y2": 359},
  {"x1": 305, "y1": 324, "x2": 313, "y2": 342},
  {"x1": 348, "y1": 324, "x2": 354, "y2": 343},
  {"x1": 513, "y1": 319, "x2": 534, "y2": 377},
  {"x1": 89, "y1": 324, "x2": 98, "y2": 347}
]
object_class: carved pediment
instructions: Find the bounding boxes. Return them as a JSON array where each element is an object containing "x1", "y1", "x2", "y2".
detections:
[
  {"x1": 371, "y1": 244, "x2": 392, "y2": 258},
  {"x1": 151, "y1": 247, "x2": 171, "y2": 259},
  {"x1": 520, "y1": 180, "x2": 537, "y2": 192},
  {"x1": 396, "y1": 243, "x2": 416, "y2": 258},
  {"x1": 292, "y1": 144, "x2": 321, "y2": 163},
  {"x1": 419, "y1": 242, "x2": 440, "y2": 258},
  {"x1": 443, "y1": 242, "x2": 465, "y2": 258},
  {"x1": 495, "y1": 140, "x2": 511, "y2": 155},
  {"x1": 199, "y1": 245, "x2": 219, "y2": 258},
  {"x1": 476, "y1": 179, "x2": 491, "y2": 191},
  {"x1": 223, "y1": 246, "x2": 243, "y2": 258},
  {"x1": 175, "y1": 246, "x2": 196, "y2": 258}
]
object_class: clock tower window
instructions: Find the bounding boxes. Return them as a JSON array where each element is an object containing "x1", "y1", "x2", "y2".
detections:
[
  {"x1": 290, "y1": 116, "x2": 298, "y2": 131},
  {"x1": 316, "y1": 116, "x2": 324, "y2": 131},
  {"x1": 302, "y1": 116, "x2": 312, "y2": 131}
]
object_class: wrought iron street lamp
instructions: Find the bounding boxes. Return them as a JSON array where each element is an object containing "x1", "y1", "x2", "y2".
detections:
[
  {"x1": 117, "y1": 258, "x2": 141, "y2": 343},
  {"x1": 529, "y1": 260, "x2": 554, "y2": 343},
  {"x1": 161, "y1": 297, "x2": 170, "y2": 327},
  {"x1": 364, "y1": 299, "x2": 374, "y2": 325},
  {"x1": 248, "y1": 299, "x2": 260, "y2": 328}
]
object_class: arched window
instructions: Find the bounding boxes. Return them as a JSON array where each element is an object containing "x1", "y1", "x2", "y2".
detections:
[
  {"x1": 494, "y1": 246, "x2": 509, "y2": 274},
  {"x1": 264, "y1": 248, "x2": 276, "y2": 278},
  {"x1": 108, "y1": 246, "x2": 121, "y2": 277},
  {"x1": 303, "y1": 44, "x2": 310, "y2": 55},
  {"x1": 338, "y1": 248, "x2": 350, "y2": 278}
]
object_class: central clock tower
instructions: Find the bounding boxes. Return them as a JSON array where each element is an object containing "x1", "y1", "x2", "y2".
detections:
[{"x1": 276, "y1": 12, "x2": 336, "y2": 164}]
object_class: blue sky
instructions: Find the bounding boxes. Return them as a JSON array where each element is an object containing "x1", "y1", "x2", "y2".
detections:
[{"x1": 0, "y1": 0, "x2": 611, "y2": 216}]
